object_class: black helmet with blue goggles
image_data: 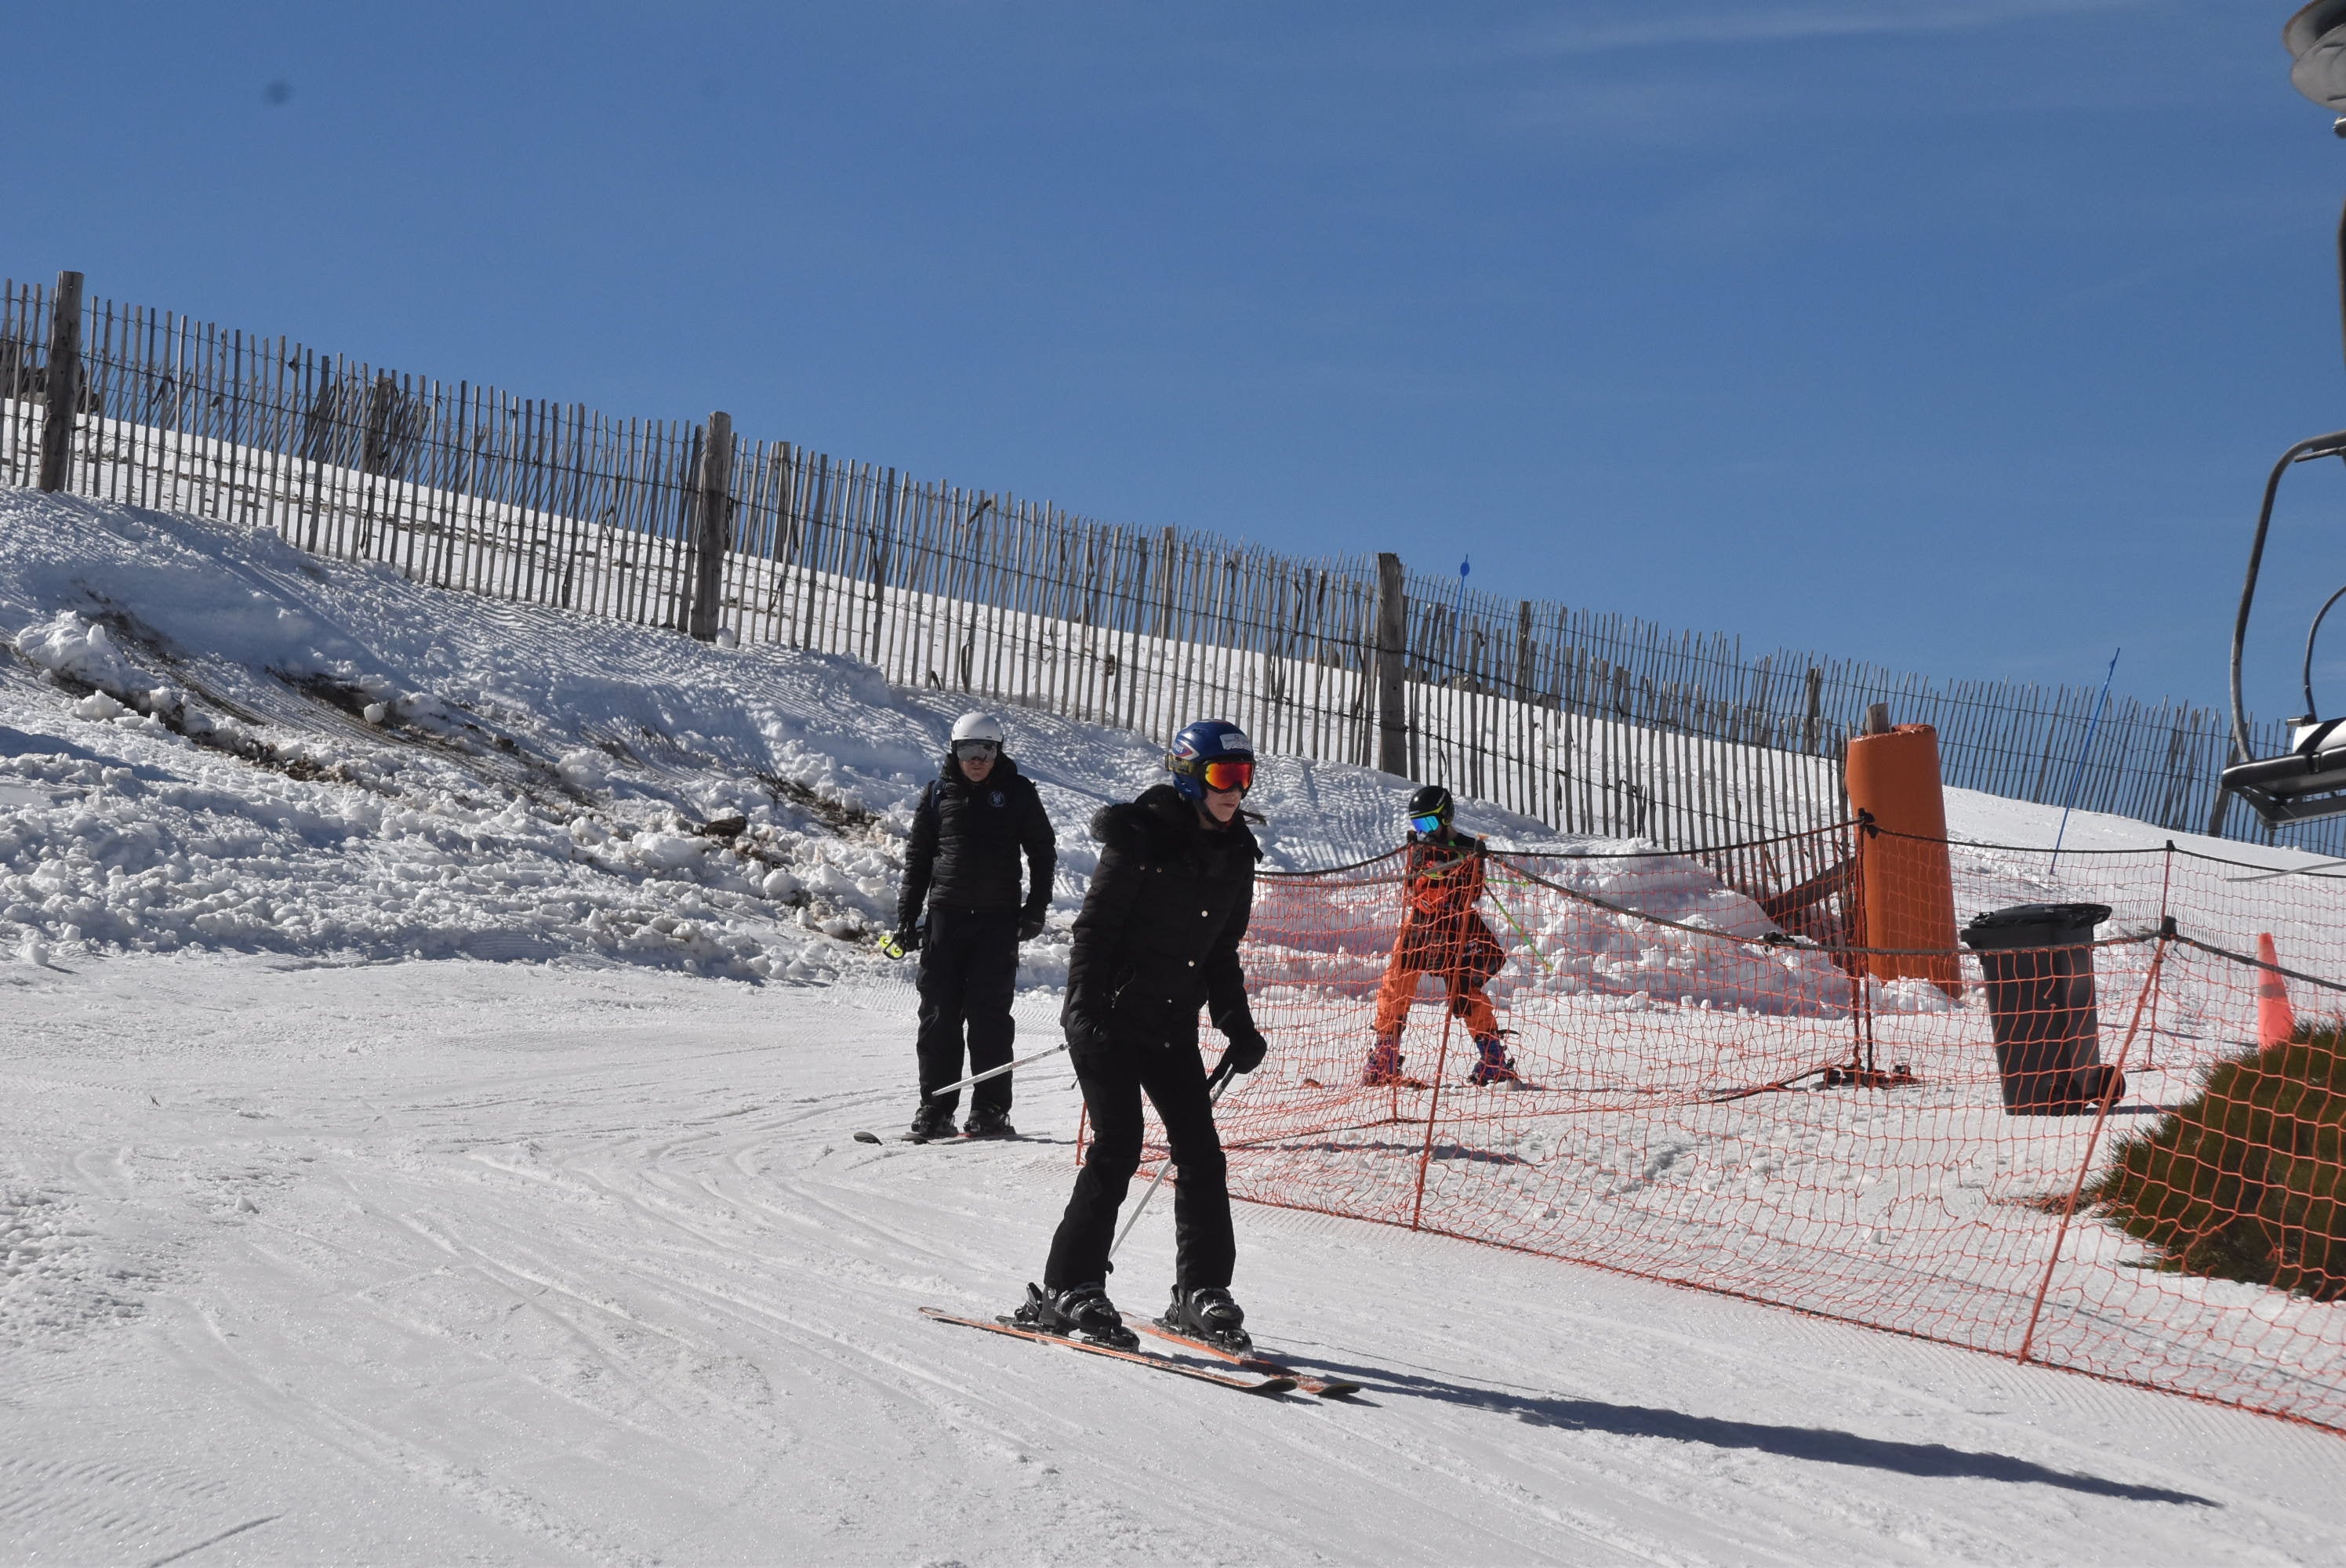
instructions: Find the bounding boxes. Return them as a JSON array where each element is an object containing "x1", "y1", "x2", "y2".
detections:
[{"x1": 1407, "y1": 783, "x2": 1454, "y2": 834}]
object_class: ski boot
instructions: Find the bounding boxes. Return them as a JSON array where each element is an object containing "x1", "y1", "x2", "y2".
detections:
[
  {"x1": 1160, "y1": 1285, "x2": 1252, "y2": 1355},
  {"x1": 962, "y1": 1105, "x2": 1017, "y2": 1139},
  {"x1": 1362, "y1": 1034, "x2": 1406, "y2": 1087},
  {"x1": 1467, "y1": 1035, "x2": 1519, "y2": 1087},
  {"x1": 906, "y1": 1102, "x2": 957, "y2": 1142},
  {"x1": 1012, "y1": 1281, "x2": 1138, "y2": 1350}
]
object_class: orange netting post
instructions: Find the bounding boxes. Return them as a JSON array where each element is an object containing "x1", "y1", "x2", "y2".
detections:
[
  {"x1": 2017, "y1": 931, "x2": 2168, "y2": 1364},
  {"x1": 1408, "y1": 1004, "x2": 1457, "y2": 1231},
  {"x1": 1846, "y1": 723, "x2": 1960, "y2": 996}
]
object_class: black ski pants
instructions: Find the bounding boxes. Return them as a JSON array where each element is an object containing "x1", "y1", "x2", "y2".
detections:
[
  {"x1": 1044, "y1": 1039, "x2": 1233, "y2": 1292},
  {"x1": 916, "y1": 907, "x2": 1019, "y2": 1118}
]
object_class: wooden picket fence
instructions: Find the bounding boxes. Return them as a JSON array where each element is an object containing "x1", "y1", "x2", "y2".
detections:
[{"x1": 0, "y1": 271, "x2": 2325, "y2": 858}]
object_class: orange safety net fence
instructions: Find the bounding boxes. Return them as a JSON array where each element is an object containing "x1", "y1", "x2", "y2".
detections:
[{"x1": 1128, "y1": 823, "x2": 2346, "y2": 1435}]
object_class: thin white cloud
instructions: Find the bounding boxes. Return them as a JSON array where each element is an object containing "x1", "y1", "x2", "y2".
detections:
[{"x1": 1504, "y1": 0, "x2": 2155, "y2": 60}]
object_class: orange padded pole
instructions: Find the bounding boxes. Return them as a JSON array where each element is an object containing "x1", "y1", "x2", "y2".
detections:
[{"x1": 1845, "y1": 723, "x2": 1961, "y2": 997}]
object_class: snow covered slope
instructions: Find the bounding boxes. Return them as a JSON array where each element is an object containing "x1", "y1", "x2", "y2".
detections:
[
  {"x1": 5, "y1": 490, "x2": 2344, "y2": 1565},
  {"x1": 9, "y1": 955, "x2": 2344, "y2": 1567},
  {"x1": 0, "y1": 491, "x2": 1588, "y2": 987},
  {"x1": 2, "y1": 490, "x2": 2326, "y2": 993}
]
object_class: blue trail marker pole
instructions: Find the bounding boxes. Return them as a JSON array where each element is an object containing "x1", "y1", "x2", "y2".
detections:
[{"x1": 2049, "y1": 648, "x2": 2120, "y2": 876}]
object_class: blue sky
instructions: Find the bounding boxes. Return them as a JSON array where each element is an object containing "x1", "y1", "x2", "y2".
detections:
[{"x1": 14, "y1": 2, "x2": 2346, "y2": 721}]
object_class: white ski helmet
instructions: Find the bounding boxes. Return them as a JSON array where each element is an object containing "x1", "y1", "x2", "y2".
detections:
[{"x1": 950, "y1": 711, "x2": 1005, "y2": 748}]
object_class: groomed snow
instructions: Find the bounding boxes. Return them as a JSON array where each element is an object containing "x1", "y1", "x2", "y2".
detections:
[
  {"x1": 9, "y1": 956, "x2": 2344, "y2": 1567},
  {"x1": 4, "y1": 490, "x2": 2344, "y2": 1565}
]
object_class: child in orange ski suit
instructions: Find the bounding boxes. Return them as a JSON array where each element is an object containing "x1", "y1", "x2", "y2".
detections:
[{"x1": 1364, "y1": 788, "x2": 1517, "y2": 1086}]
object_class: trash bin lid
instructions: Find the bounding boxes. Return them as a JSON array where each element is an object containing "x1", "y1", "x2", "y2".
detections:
[{"x1": 1960, "y1": 902, "x2": 2112, "y2": 949}]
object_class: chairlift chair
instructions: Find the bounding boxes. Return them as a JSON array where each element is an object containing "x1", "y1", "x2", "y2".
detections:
[
  {"x1": 2216, "y1": 4, "x2": 2346, "y2": 829},
  {"x1": 2220, "y1": 426, "x2": 2346, "y2": 826}
]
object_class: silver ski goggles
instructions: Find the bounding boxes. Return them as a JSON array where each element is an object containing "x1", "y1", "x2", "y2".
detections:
[{"x1": 951, "y1": 739, "x2": 1000, "y2": 760}]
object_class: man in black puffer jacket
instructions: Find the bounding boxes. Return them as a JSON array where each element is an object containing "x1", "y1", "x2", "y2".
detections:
[
  {"x1": 1010, "y1": 719, "x2": 1270, "y2": 1355},
  {"x1": 892, "y1": 712, "x2": 1056, "y2": 1141}
]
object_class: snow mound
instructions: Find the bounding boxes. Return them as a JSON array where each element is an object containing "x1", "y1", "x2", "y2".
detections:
[{"x1": 0, "y1": 492, "x2": 1607, "y2": 983}]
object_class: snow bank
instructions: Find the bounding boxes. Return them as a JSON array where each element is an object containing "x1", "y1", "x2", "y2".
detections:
[
  {"x1": 10, "y1": 489, "x2": 2281, "y2": 1016},
  {"x1": 0, "y1": 492, "x2": 1597, "y2": 985}
]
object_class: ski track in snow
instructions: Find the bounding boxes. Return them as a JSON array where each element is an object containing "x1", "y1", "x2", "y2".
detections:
[{"x1": 4, "y1": 954, "x2": 2340, "y2": 1567}]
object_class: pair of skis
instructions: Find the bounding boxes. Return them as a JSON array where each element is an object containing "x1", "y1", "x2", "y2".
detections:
[
  {"x1": 921, "y1": 1307, "x2": 1361, "y2": 1398},
  {"x1": 1301, "y1": 1074, "x2": 1540, "y2": 1091},
  {"x1": 852, "y1": 1128, "x2": 1024, "y2": 1146}
]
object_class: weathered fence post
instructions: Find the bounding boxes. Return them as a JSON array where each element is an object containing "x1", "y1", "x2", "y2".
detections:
[
  {"x1": 686, "y1": 410, "x2": 733, "y2": 642},
  {"x1": 1375, "y1": 550, "x2": 1410, "y2": 775},
  {"x1": 36, "y1": 270, "x2": 84, "y2": 492},
  {"x1": 1514, "y1": 600, "x2": 1534, "y2": 702},
  {"x1": 1155, "y1": 525, "x2": 1177, "y2": 640},
  {"x1": 865, "y1": 466, "x2": 896, "y2": 664},
  {"x1": 2206, "y1": 786, "x2": 2235, "y2": 840}
]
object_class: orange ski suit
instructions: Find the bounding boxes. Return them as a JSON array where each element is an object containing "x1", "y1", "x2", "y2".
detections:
[{"x1": 1372, "y1": 831, "x2": 1505, "y2": 1041}]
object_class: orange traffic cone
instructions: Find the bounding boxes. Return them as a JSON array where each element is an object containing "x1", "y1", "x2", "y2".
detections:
[{"x1": 2257, "y1": 932, "x2": 2297, "y2": 1049}]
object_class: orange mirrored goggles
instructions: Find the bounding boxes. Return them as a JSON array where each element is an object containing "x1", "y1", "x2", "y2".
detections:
[{"x1": 1200, "y1": 758, "x2": 1254, "y2": 793}]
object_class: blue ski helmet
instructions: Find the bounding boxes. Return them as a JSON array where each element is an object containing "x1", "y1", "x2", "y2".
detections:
[{"x1": 1166, "y1": 719, "x2": 1255, "y2": 802}]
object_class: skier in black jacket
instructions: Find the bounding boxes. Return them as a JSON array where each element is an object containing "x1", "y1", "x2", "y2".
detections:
[
  {"x1": 892, "y1": 712, "x2": 1056, "y2": 1141},
  {"x1": 1011, "y1": 718, "x2": 1269, "y2": 1353}
]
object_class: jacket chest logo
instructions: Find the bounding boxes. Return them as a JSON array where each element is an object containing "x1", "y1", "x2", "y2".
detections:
[{"x1": 989, "y1": 790, "x2": 1005, "y2": 807}]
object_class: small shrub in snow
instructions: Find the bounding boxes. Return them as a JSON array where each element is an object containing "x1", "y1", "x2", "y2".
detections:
[{"x1": 2090, "y1": 1022, "x2": 2346, "y2": 1301}]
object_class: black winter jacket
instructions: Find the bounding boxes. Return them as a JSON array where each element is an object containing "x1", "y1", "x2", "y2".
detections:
[
  {"x1": 1062, "y1": 784, "x2": 1262, "y2": 1056},
  {"x1": 895, "y1": 754, "x2": 1056, "y2": 931}
]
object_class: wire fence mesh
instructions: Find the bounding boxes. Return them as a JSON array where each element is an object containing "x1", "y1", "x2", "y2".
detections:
[{"x1": 0, "y1": 272, "x2": 2325, "y2": 855}]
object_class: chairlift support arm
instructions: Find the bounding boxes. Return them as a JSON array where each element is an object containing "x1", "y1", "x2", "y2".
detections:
[{"x1": 2228, "y1": 428, "x2": 2346, "y2": 764}]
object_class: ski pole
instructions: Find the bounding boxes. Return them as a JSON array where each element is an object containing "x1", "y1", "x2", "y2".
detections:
[
  {"x1": 1486, "y1": 881, "x2": 1553, "y2": 975},
  {"x1": 925, "y1": 1040, "x2": 1069, "y2": 1101},
  {"x1": 2049, "y1": 647, "x2": 2119, "y2": 877},
  {"x1": 1108, "y1": 1065, "x2": 1233, "y2": 1261}
]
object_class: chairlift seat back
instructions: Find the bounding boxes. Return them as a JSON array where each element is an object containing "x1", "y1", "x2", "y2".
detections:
[{"x1": 2221, "y1": 717, "x2": 2346, "y2": 824}]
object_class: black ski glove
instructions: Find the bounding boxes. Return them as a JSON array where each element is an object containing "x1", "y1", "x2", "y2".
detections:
[
  {"x1": 1217, "y1": 1027, "x2": 1268, "y2": 1077},
  {"x1": 888, "y1": 927, "x2": 921, "y2": 956},
  {"x1": 1063, "y1": 1011, "x2": 1111, "y2": 1072},
  {"x1": 1017, "y1": 916, "x2": 1044, "y2": 942}
]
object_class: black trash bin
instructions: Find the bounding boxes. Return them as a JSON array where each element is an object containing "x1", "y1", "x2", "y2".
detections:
[{"x1": 1959, "y1": 902, "x2": 2124, "y2": 1115}]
